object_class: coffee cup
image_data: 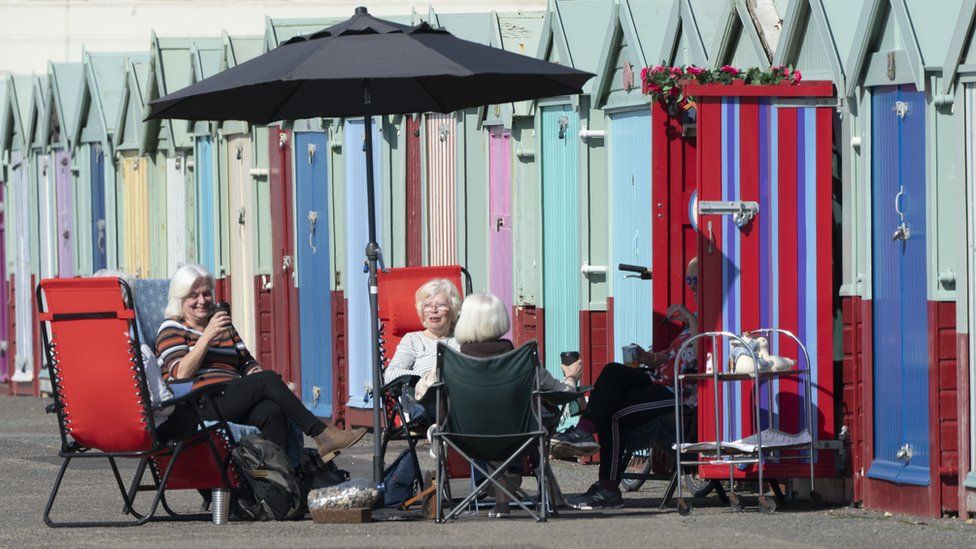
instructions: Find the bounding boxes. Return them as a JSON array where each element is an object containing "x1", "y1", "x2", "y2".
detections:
[
  {"x1": 622, "y1": 344, "x2": 641, "y2": 367},
  {"x1": 560, "y1": 351, "x2": 580, "y2": 366}
]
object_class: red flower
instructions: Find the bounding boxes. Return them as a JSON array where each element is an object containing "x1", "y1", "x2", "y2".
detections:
[
  {"x1": 670, "y1": 66, "x2": 684, "y2": 77},
  {"x1": 640, "y1": 67, "x2": 649, "y2": 81},
  {"x1": 686, "y1": 65, "x2": 704, "y2": 76},
  {"x1": 647, "y1": 83, "x2": 662, "y2": 94},
  {"x1": 650, "y1": 65, "x2": 666, "y2": 74},
  {"x1": 792, "y1": 69, "x2": 802, "y2": 83},
  {"x1": 720, "y1": 65, "x2": 739, "y2": 75}
]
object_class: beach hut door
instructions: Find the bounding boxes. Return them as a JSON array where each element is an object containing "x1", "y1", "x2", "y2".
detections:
[
  {"x1": 541, "y1": 106, "x2": 581, "y2": 378},
  {"x1": 55, "y1": 150, "x2": 73, "y2": 277},
  {"x1": 295, "y1": 132, "x2": 333, "y2": 416},
  {"x1": 90, "y1": 145, "x2": 106, "y2": 271},
  {"x1": 868, "y1": 85, "x2": 929, "y2": 485},
  {"x1": 488, "y1": 126, "x2": 513, "y2": 339},
  {"x1": 196, "y1": 136, "x2": 217, "y2": 274}
]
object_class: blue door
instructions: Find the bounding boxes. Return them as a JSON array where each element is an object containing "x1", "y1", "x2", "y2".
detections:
[
  {"x1": 609, "y1": 110, "x2": 652, "y2": 361},
  {"x1": 541, "y1": 106, "x2": 580, "y2": 378},
  {"x1": 868, "y1": 85, "x2": 929, "y2": 485},
  {"x1": 295, "y1": 132, "x2": 333, "y2": 416},
  {"x1": 196, "y1": 136, "x2": 216, "y2": 274},
  {"x1": 344, "y1": 118, "x2": 383, "y2": 409},
  {"x1": 90, "y1": 143, "x2": 107, "y2": 272}
]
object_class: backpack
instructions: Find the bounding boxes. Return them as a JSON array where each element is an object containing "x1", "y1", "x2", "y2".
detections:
[
  {"x1": 231, "y1": 435, "x2": 304, "y2": 521},
  {"x1": 378, "y1": 449, "x2": 419, "y2": 508}
]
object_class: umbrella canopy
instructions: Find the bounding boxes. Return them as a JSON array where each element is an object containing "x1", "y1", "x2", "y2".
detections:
[
  {"x1": 147, "y1": 7, "x2": 592, "y2": 122},
  {"x1": 147, "y1": 6, "x2": 593, "y2": 484}
]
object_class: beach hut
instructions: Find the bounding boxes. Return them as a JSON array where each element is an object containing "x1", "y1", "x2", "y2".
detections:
[
  {"x1": 0, "y1": 79, "x2": 9, "y2": 384},
  {"x1": 527, "y1": 0, "x2": 615, "y2": 381},
  {"x1": 218, "y1": 33, "x2": 267, "y2": 362},
  {"x1": 484, "y1": 10, "x2": 546, "y2": 337},
  {"x1": 650, "y1": 0, "x2": 722, "y2": 351},
  {"x1": 774, "y1": 0, "x2": 862, "y2": 503},
  {"x1": 2, "y1": 75, "x2": 39, "y2": 395},
  {"x1": 113, "y1": 53, "x2": 154, "y2": 279},
  {"x1": 28, "y1": 76, "x2": 55, "y2": 283},
  {"x1": 844, "y1": 0, "x2": 966, "y2": 517},
  {"x1": 43, "y1": 62, "x2": 84, "y2": 278},
  {"x1": 944, "y1": 0, "x2": 976, "y2": 518},
  {"x1": 73, "y1": 52, "x2": 131, "y2": 274},
  {"x1": 592, "y1": 0, "x2": 671, "y2": 363}
]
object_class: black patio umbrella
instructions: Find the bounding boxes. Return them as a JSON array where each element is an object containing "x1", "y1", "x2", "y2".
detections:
[{"x1": 147, "y1": 6, "x2": 593, "y2": 482}]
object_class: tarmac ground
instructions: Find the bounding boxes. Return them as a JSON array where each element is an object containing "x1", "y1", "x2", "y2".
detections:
[{"x1": 2, "y1": 391, "x2": 975, "y2": 548}]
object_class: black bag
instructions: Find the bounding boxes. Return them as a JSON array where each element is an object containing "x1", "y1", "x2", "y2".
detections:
[
  {"x1": 378, "y1": 449, "x2": 419, "y2": 508},
  {"x1": 231, "y1": 435, "x2": 304, "y2": 521},
  {"x1": 297, "y1": 448, "x2": 350, "y2": 500}
]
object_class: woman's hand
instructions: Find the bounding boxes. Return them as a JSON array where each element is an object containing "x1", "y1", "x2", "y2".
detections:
[
  {"x1": 201, "y1": 311, "x2": 232, "y2": 345},
  {"x1": 561, "y1": 359, "x2": 583, "y2": 384},
  {"x1": 666, "y1": 304, "x2": 694, "y2": 326}
]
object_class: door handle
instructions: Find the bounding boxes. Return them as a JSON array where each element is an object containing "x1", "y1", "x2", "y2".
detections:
[
  {"x1": 96, "y1": 219, "x2": 106, "y2": 253},
  {"x1": 308, "y1": 211, "x2": 318, "y2": 254},
  {"x1": 894, "y1": 185, "x2": 905, "y2": 221},
  {"x1": 892, "y1": 185, "x2": 910, "y2": 241},
  {"x1": 495, "y1": 217, "x2": 504, "y2": 231}
]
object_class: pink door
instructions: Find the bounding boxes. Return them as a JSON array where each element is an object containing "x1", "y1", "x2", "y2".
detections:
[
  {"x1": 0, "y1": 181, "x2": 7, "y2": 382},
  {"x1": 55, "y1": 150, "x2": 73, "y2": 277},
  {"x1": 488, "y1": 126, "x2": 513, "y2": 338}
]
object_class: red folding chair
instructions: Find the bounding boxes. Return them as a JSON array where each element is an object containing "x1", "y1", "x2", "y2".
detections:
[
  {"x1": 375, "y1": 266, "x2": 472, "y2": 495},
  {"x1": 37, "y1": 277, "x2": 238, "y2": 527}
]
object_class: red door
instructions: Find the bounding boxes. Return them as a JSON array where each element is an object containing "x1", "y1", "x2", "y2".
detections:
[
  {"x1": 269, "y1": 127, "x2": 300, "y2": 390},
  {"x1": 405, "y1": 116, "x2": 422, "y2": 267},
  {"x1": 651, "y1": 102, "x2": 699, "y2": 350}
]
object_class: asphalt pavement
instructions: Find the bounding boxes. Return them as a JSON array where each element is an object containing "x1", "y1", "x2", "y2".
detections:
[{"x1": 1, "y1": 392, "x2": 974, "y2": 548}]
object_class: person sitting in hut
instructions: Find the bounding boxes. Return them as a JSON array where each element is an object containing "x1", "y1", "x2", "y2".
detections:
[{"x1": 552, "y1": 257, "x2": 700, "y2": 510}]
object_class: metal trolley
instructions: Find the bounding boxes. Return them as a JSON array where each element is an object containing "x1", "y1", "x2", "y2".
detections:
[{"x1": 672, "y1": 329, "x2": 818, "y2": 515}]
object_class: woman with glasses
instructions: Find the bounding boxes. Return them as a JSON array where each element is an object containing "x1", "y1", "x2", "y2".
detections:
[
  {"x1": 382, "y1": 278, "x2": 463, "y2": 386},
  {"x1": 553, "y1": 257, "x2": 700, "y2": 510}
]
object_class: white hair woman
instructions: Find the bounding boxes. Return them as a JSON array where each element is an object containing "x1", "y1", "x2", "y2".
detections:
[
  {"x1": 156, "y1": 263, "x2": 365, "y2": 458},
  {"x1": 449, "y1": 292, "x2": 582, "y2": 518},
  {"x1": 382, "y1": 278, "x2": 462, "y2": 383}
]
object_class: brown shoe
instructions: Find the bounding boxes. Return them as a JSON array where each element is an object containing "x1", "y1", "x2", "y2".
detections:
[{"x1": 314, "y1": 426, "x2": 367, "y2": 456}]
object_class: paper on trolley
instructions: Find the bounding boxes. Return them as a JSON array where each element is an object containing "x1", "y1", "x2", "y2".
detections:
[{"x1": 676, "y1": 429, "x2": 812, "y2": 454}]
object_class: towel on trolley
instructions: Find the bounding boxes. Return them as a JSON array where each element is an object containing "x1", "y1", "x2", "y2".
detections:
[{"x1": 676, "y1": 428, "x2": 812, "y2": 454}]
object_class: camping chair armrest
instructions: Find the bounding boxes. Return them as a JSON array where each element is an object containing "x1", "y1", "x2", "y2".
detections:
[
  {"x1": 417, "y1": 381, "x2": 444, "y2": 406},
  {"x1": 534, "y1": 385, "x2": 592, "y2": 406},
  {"x1": 378, "y1": 374, "x2": 419, "y2": 395},
  {"x1": 154, "y1": 381, "x2": 231, "y2": 411}
]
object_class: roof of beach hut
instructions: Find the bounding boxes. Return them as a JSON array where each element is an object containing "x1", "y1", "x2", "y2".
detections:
[
  {"x1": 659, "y1": 0, "x2": 725, "y2": 67},
  {"x1": 710, "y1": 0, "x2": 788, "y2": 70},
  {"x1": 112, "y1": 53, "x2": 152, "y2": 153},
  {"x1": 536, "y1": 0, "x2": 616, "y2": 95},
  {"x1": 593, "y1": 0, "x2": 673, "y2": 109},
  {"x1": 487, "y1": 10, "x2": 545, "y2": 119},
  {"x1": 72, "y1": 52, "x2": 131, "y2": 155},
  {"x1": 218, "y1": 33, "x2": 264, "y2": 134},
  {"x1": 44, "y1": 62, "x2": 84, "y2": 151},
  {"x1": 941, "y1": 0, "x2": 976, "y2": 94},
  {"x1": 846, "y1": 0, "x2": 964, "y2": 95},
  {"x1": 27, "y1": 75, "x2": 50, "y2": 151},
  {"x1": 264, "y1": 16, "x2": 362, "y2": 51},
  {"x1": 774, "y1": 0, "x2": 863, "y2": 90}
]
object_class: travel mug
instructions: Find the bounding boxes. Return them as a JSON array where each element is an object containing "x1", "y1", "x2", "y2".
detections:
[
  {"x1": 560, "y1": 351, "x2": 580, "y2": 365},
  {"x1": 211, "y1": 488, "x2": 230, "y2": 525}
]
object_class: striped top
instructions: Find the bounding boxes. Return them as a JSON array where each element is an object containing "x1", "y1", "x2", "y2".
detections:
[{"x1": 156, "y1": 319, "x2": 261, "y2": 389}]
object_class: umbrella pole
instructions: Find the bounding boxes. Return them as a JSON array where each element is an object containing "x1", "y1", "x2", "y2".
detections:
[{"x1": 362, "y1": 79, "x2": 384, "y2": 484}]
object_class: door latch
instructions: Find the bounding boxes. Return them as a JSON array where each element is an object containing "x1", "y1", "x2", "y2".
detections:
[
  {"x1": 278, "y1": 132, "x2": 288, "y2": 149},
  {"x1": 307, "y1": 211, "x2": 318, "y2": 254},
  {"x1": 895, "y1": 443, "x2": 913, "y2": 464},
  {"x1": 307, "y1": 143, "x2": 316, "y2": 164},
  {"x1": 282, "y1": 255, "x2": 293, "y2": 271},
  {"x1": 495, "y1": 217, "x2": 504, "y2": 231},
  {"x1": 699, "y1": 200, "x2": 759, "y2": 229},
  {"x1": 96, "y1": 219, "x2": 106, "y2": 253},
  {"x1": 238, "y1": 207, "x2": 246, "y2": 226},
  {"x1": 893, "y1": 101, "x2": 909, "y2": 118},
  {"x1": 311, "y1": 386, "x2": 321, "y2": 408}
]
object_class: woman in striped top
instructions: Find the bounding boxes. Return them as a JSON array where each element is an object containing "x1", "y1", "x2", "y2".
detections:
[{"x1": 157, "y1": 264, "x2": 365, "y2": 458}]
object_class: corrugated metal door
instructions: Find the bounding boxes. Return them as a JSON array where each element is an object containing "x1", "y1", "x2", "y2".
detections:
[
  {"x1": 11, "y1": 151, "x2": 33, "y2": 383},
  {"x1": 166, "y1": 154, "x2": 187, "y2": 276},
  {"x1": 227, "y1": 136, "x2": 256, "y2": 350},
  {"x1": 54, "y1": 150, "x2": 73, "y2": 277},
  {"x1": 425, "y1": 113, "x2": 456, "y2": 265},
  {"x1": 149, "y1": 154, "x2": 168, "y2": 279},
  {"x1": 296, "y1": 132, "x2": 333, "y2": 416},
  {"x1": 610, "y1": 110, "x2": 652, "y2": 360},
  {"x1": 868, "y1": 85, "x2": 929, "y2": 485},
  {"x1": 121, "y1": 154, "x2": 150, "y2": 278},
  {"x1": 90, "y1": 144, "x2": 106, "y2": 272},
  {"x1": 541, "y1": 105, "x2": 580, "y2": 378},
  {"x1": 967, "y1": 83, "x2": 976, "y2": 476},
  {"x1": 196, "y1": 136, "x2": 217, "y2": 274},
  {"x1": 488, "y1": 126, "x2": 513, "y2": 338},
  {"x1": 344, "y1": 118, "x2": 383, "y2": 408},
  {"x1": 695, "y1": 90, "x2": 835, "y2": 479},
  {"x1": 37, "y1": 154, "x2": 57, "y2": 279}
]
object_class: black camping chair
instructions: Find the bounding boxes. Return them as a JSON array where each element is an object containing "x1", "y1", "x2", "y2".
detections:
[{"x1": 429, "y1": 341, "x2": 575, "y2": 523}]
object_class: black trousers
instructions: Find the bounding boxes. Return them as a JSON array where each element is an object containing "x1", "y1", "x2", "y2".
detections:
[
  {"x1": 581, "y1": 363, "x2": 676, "y2": 482},
  {"x1": 167, "y1": 371, "x2": 325, "y2": 450}
]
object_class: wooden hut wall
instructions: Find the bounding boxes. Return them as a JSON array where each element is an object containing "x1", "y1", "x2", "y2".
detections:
[
  {"x1": 114, "y1": 55, "x2": 153, "y2": 279},
  {"x1": 45, "y1": 62, "x2": 84, "y2": 278},
  {"x1": 29, "y1": 76, "x2": 54, "y2": 282},
  {"x1": 940, "y1": 0, "x2": 976, "y2": 517},
  {"x1": 844, "y1": 0, "x2": 966, "y2": 517}
]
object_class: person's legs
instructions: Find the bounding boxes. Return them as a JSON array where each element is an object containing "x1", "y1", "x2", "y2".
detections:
[{"x1": 246, "y1": 399, "x2": 289, "y2": 450}]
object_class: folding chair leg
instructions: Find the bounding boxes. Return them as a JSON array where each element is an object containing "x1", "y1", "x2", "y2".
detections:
[
  {"x1": 120, "y1": 458, "x2": 150, "y2": 517},
  {"x1": 660, "y1": 470, "x2": 680, "y2": 510}
]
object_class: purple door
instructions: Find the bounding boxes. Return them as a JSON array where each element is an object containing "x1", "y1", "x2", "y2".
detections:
[
  {"x1": 55, "y1": 150, "x2": 73, "y2": 277},
  {"x1": 488, "y1": 126, "x2": 513, "y2": 338}
]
